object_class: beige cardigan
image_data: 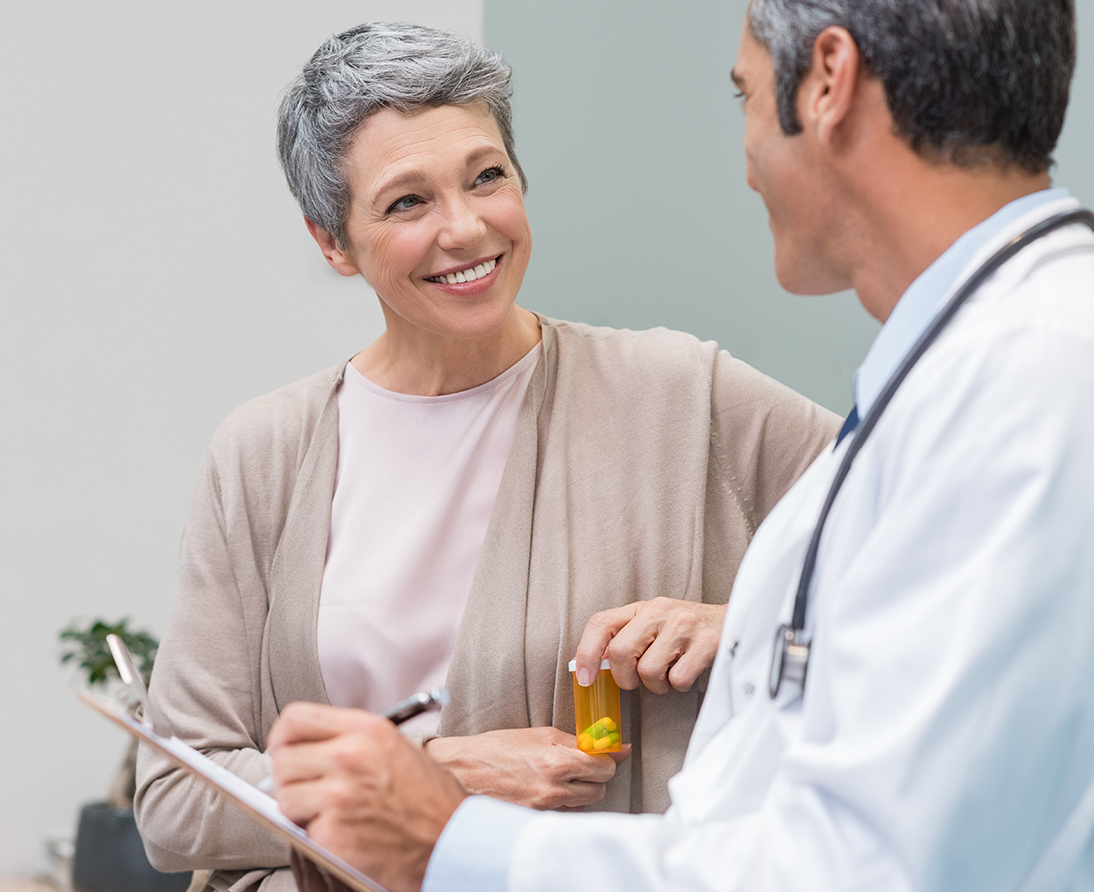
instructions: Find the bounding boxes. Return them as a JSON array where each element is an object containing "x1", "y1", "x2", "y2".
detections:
[{"x1": 135, "y1": 317, "x2": 839, "y2": 892}]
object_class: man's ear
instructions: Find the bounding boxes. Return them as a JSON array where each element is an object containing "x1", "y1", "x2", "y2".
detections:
[
  {"x1": 798, "y1": 26, "x2": 863, "y2": 148},
  {"x1": 304, "y1": 216, "x2": 361, "y2": 277}
]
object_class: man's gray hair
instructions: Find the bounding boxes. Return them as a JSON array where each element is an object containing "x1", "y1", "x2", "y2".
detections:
[
  {"x1": 747, "y1": 0, "x2": 1075, "y2": 173},
  {"x1": 277, "y1": 22, "x2": 526, "y2": 247}
]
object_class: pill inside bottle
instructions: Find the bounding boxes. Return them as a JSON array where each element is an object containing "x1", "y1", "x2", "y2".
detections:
[{"x1": 569, "y1": 658, "x2": 623, "y2": 754}]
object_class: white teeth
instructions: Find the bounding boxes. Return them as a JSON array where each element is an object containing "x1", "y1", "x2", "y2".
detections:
[{"x1": 432, "y1": 257, "x2": 497, "y2": 284}]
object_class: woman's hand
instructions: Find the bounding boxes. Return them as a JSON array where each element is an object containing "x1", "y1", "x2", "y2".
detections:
[
  {"x1": 574, "y1": 597, "x2": 728, "y2": 694},
  {"x1": 425, "y1": 727, "x2": 629, "y2": 810}
]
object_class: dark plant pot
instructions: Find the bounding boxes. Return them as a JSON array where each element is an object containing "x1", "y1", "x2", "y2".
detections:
[{"x1": 72, "y1": 802, "x2": 191, "y2": 892}]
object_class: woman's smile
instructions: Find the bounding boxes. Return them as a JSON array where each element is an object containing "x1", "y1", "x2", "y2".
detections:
[{"x1": 425, "y1": 255, "x2": 502, "y2": 293}]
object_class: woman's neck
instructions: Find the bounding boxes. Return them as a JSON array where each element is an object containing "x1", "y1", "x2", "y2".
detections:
[{"x1": 351, "y1": 305, "x2": 542, "y2": 396}]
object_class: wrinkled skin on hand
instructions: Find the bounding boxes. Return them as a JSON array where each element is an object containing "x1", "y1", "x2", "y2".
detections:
[
  {"x1": 270, "y1": 702, "x2": 466, "y2": 892},
  {"x1": 574, "y1": 597, "x2": 728, "y2": 694},
  {"x1": 425, "y1": 726, "x2": 629, "y2": 810}
]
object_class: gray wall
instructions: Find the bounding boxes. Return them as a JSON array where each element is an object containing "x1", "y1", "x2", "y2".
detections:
[
  {"x1": 486, "y1": 0, "x2": 1094, "y2": 414},
  {"x1": 0, "y1": 1, "x2": 480, "y2": 879},
  {"x1": 1058, "y1": 2, "x2": 1094, "y2": 222}
]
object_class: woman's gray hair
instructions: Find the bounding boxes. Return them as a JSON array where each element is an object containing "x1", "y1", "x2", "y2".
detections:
[
  {"x1": 748, "y1": 0, "x2": 1075, "y2": 173},
  {"x1": 277, "y1": 22, "x2": 526, "y2": 247}
]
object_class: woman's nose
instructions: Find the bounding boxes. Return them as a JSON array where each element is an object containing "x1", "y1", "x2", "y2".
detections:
[{"x1": 436, "y1": 197, "x2": 488, "y2": 250}]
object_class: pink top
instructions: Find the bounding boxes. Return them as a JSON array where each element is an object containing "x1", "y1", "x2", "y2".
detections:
[{"x1": 317, "y1": 344, "x2": 541, "y2": 735}]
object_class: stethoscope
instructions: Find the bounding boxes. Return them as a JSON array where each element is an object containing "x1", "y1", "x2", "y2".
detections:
[{"x1": 769, "y1": 207, "x2": 1094, "y2": 700}]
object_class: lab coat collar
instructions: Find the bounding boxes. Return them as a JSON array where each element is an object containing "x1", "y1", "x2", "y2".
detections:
[{"x1": 851, "y1": 188, "x2": 1073, "y2": 419}]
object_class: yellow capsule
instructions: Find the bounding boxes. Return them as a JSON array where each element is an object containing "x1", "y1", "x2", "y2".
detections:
[
  {"x1": 593, "y1": 735, "x2": 613, "y2": 750},
  {"x1": 599, "y1": 716, "x2": 618, "y2": 733},
  {"x1": 577, "y1": 733, "x2": 595, "y2": 751}
]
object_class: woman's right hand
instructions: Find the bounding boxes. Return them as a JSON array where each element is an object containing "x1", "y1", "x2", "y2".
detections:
[{"x1": 424, "y1": 727, "x2": 629, "y2": 810}]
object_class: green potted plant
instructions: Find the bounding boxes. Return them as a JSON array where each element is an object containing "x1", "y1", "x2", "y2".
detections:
[{"x1": 60, "y1": 618, "x2": 191, "y2": 892}]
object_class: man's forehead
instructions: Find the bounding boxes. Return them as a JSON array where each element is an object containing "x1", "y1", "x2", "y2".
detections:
[{"x1": 731, "y1": 25, "x2": 769, "y2": 88}]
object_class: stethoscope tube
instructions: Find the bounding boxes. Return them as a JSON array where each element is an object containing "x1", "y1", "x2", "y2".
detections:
[{"x1": 769, "y1": 208, "x2": 1094, "y2": 700}]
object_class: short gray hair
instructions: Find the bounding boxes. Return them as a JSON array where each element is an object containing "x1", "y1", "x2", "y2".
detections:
[
  {"x1": 748, "y1": 0, "x2": 1075, "y2": 174},
  {"x1": 277, "y1": 22, "x2": 526, "y2": 246}
]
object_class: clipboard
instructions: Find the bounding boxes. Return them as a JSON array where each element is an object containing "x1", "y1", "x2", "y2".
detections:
[{"x1": 79, "y1": 690, "x2": 389, "y2": 892}]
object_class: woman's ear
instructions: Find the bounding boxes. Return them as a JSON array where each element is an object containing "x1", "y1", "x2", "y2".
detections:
[
  {"x1": 304, "y1": 216, "x2": 361, "y2": 277},
  {"x1": 798, "y1": 26, "x2": 863, "y2": 148}
]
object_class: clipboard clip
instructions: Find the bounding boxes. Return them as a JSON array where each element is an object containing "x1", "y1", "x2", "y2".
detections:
[{"x1": 106, "y1": 633, "x2": 175, "y2": 738}]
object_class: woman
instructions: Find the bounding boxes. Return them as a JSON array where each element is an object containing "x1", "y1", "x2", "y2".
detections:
[{"x1": 134, "y1": 22, "x2": 839, "y2": 892}]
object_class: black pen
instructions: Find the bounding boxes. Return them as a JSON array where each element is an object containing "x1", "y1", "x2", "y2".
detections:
[
  {"x1": 256, "y1": 687, "x2": 450, "y2": 794},
  {"x1": 380, "y1": 687, "x2": 451, "y2": 724}
]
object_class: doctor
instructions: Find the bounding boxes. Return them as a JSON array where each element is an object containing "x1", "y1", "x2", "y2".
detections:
[{"x1": 267, "y1": 0, "x2": 1094, "y2": 889}]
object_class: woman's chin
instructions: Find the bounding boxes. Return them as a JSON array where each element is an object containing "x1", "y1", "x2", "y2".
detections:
[{"x1": 384, "y1": 303, "x2": 519, "y2": 348}]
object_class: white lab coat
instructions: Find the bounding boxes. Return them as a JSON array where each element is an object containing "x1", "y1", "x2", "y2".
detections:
[{"x1": 477, "y1": 199, "x2": 1094, "y2": 891}]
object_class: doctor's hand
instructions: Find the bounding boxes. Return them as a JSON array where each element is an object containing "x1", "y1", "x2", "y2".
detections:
[
  {"x1": 425, "y1": 727, "x2": 630, "y2": 810},
  {"x1": 269, "y1": 702, "x2": 465, "y2": 892},
  {"x1": 575, "y1": 597, "x2": 727, "y2": 695}
]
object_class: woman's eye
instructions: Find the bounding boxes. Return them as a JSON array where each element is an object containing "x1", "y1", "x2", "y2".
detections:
[
  {"x1": 475, "y1": 166, "x2": 505, "y2": 186},
  {"x1": 387, "y1": 194, "x2": 421, "y2": 214}
]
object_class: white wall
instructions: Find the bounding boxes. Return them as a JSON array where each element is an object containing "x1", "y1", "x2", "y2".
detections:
[{"x1": 0, "y1": 0, "x2": 481, "y2": 879}]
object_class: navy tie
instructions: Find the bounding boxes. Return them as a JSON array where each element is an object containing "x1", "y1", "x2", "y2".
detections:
[{"x1": 836, "y1": 405, "x2": 859, "y2": 447}]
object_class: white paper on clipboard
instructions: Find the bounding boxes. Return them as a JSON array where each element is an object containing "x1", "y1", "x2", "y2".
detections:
[{"x1": 79, "y1": 690, "x2": 389, "y2": 892}]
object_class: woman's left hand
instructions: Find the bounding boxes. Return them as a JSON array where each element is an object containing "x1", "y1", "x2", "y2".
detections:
[
  {"x1": 424, "y1": 727, "x2": 629, "y2": 810},
  {"x1": 574, "y1": 597, "x2": 728, "y2": 694}
]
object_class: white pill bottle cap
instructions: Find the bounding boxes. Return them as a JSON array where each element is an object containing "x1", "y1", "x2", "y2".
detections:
[{"x1": 568, "y1": 658, "x2": 611, "y2": 672}]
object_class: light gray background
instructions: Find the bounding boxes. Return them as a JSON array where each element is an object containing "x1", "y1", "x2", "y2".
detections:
[
  {"x1": 0, "y1": 0, "x2": 481, "y2": 878},
  {"x1": 2, "y1": 0, "x2": 1092, "y2": 879}
]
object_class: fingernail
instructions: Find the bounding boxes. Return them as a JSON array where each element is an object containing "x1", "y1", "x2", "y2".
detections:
[{"x1": 577, "y1": 668, "x2": 592, "y2": 687}]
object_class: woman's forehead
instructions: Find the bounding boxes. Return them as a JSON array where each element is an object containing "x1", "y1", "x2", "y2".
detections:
[{"x1": 345, "y1": 104, "x2": 507, "y2": 191}]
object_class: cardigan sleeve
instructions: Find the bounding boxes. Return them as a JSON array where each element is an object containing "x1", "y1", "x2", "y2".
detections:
[
  {"x1": 134, "y1": 446, "x2": 291, "y2": 878},
  {"x1": 708, "y1": 351, "x2": 841, "y2": 534},
  {"x1": 135, "y1": 369, "x2": 339, "y2": 886}
]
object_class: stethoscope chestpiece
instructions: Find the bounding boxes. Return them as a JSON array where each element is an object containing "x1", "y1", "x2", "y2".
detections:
[
  {"x1": 768, "y1": 623, "x2": 810, "y2": 699},
  {"x1": 764, "y1": 208, "x2": 1094, "y2": 702}
]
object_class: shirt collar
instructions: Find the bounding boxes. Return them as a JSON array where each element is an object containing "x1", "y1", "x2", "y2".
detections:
[{"x1": 851, "y1": 188, "x2": 1073, "y2": 418}]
